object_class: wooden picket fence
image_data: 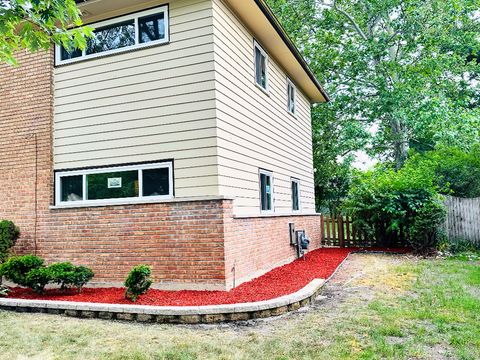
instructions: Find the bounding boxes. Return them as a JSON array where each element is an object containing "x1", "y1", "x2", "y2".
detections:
[
  {"x1": 444, "y1": 196, "x2": 480, "y2": 244},
  {"x1": 320, "y1": 215, "x2": 378, "y2": 248}
]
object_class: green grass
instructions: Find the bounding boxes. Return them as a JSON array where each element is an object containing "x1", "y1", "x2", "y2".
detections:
[{"x1": 0, "y1": 255, "x2": 478, "y2": 360}]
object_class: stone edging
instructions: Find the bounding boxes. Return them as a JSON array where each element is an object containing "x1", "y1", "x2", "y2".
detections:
[{"x1": 0, "y1": 279, "x2": 325, "y2": 324}]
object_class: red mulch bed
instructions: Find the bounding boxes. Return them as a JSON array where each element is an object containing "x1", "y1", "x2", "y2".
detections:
[{"x1": 6, "y1": 247, "x2": 408, "y2": 306}]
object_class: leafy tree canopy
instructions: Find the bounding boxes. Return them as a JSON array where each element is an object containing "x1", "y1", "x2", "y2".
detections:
[
  {"x1": 267, "y1": 0, "x2": 480, "y2": 168},
  {"x1": 0, "y1": 0, "x2": 92, "y2": 65}
]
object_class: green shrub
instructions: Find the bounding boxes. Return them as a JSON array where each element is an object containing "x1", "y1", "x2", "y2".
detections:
[
  {"x1": 25, "y1": 267, "x2": 53, "y2": 294},
  {"x1": 124, "y1": 265, "x2": 152, "y2": 302},
  {"x1": 48, "y1": 262, "x2": 94, "y2": 293},
  {"x1": 0, "y1": 255, "x2": 44, "y2": 287},
  {"x1": 344, "y1": 162, "x2": 446, "y2": 253},
  {"x1": 0, "y1": 220, "x2": 20, "y2": 263}
]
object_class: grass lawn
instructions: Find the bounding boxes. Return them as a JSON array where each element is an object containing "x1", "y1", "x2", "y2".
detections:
[{"x1": 0, "y1": 253, "x2": 478, "y2": 360}]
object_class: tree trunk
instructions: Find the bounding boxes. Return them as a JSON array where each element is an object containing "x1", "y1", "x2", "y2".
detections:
[{"x1": 390, "y1": 116, "x2": 409, "y2": 169}]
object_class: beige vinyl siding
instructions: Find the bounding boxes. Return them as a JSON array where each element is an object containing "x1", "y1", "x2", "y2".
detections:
[
  {"x1": 212, "y1": 0, "x2": 316, "y2": 216},
  {"x1": 53, "y1": 0, "x2": 220, "y2": 198}
]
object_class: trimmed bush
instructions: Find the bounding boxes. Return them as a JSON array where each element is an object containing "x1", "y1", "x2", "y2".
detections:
[
  {"x1": 49, "y1": 262, "x2": 94, "y2": 293},
  {"x1": 0, "y1": 255, "x2": 44, "y2": 287},
  {"x1": 0, "y1": 220, "x2": 20, "y2": 263},
  {"x1": 124, "y1": 265, "x2": 152, "y2": 302},
  {"x1": 25, "y1": 267, "x2": 53, "y2": 294}
]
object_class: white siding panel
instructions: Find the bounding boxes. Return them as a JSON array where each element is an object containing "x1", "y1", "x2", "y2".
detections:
[
  {"x1": 212, "y1": 0, "x2": 316, "y2": 216},
  {"x1": 53, "y1": 0, "x2": 219, "y2": 199}
]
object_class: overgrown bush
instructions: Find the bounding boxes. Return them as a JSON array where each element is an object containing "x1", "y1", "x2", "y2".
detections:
[
  {"x1": 0, "y1": 220, "x2": 20, "y2": 263},
  {"x1": 344, "y1": 162, "x2": 446, "y2": 253},
  {"x1": 0, "y1": 255, "x2": 94, "y2": 294},
  {"x1": 124, "y1": 264, "x2": 152, "y2": 302},
  {"x1": 0, "y1": 255, "x2": 44, "y2": 287}
]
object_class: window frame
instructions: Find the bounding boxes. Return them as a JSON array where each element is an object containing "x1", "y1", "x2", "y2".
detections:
[
  {"x1": 287, "y1": 78, "x2": 297, "y2": 116},
  {"x1": 55, "y1": 161, "x2": 174, "y2": 207},
  {"x1": 253, "y1": 40, "x2": 269, "y2": 93},
  {"x1": 55, "y1": 5, "x2": 170, "y2": 66},
  {"x1": 259, "y1": 169, "x2": 274, "y2": 213},
  {"x1": 291, "y1": 177, "x2": 301, "y2": 212}
]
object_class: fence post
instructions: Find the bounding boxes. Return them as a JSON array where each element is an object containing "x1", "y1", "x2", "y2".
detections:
[
  {"x1": 338, "y1": 215, "x2": 344, "y2": 247},
  {"x1": 320, "y1": 215, "x2": 325, "y2": 245}
]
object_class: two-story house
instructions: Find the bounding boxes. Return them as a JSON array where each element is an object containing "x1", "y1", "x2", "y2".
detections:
[{"x1": 0, "y1": 0, "x2": 328, "y2": 290}]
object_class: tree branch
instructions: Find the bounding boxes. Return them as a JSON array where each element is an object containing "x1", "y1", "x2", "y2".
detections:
[{"x1": 317, "y1": 0, "x2": 368, "y2": 41}]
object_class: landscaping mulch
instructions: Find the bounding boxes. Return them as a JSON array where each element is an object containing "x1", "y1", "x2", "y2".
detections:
[{"x1": 7, "y1": 247, "x2": 407, "y2": 306}]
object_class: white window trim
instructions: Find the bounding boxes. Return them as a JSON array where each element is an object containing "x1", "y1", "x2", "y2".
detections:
[
  {"x1": 259, "y1": 169, "x2": 274, "y2": 214},
  {"x1": 55, "y1": 162, "x2": 174, "y2": 208},
  {"x1": 291, "y1": 177, "x2": 301, "y2": 213},
  {"x1": 253, "y1": 40, "x2": 269, "y2": 94},
  {"x1": 55, "y1": 5, "x2": 170, "y2": 66},
  {"x1": 287, "y1": 78, "x2": 297, "y2": 116}
]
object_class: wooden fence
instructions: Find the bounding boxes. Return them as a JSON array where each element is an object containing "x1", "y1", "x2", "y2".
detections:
[
  {"x1": 320, "y1": 215, "x2": 378, "y2": 248},
  {"x1": 444, "y1": 196, "x2": 480, "y2": 244}
]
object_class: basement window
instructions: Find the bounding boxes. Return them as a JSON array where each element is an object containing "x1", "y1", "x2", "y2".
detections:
[
  {"x1": 291, "y1": 178, "x2": 300, "y2": 212},
  {"x1": 56, "y1": 6, "x2": 169, "y2": 65},
  {"x1": 259, "y1": 169, "x2": 274, "y2": 212},
  {"x1": 55, "y1": 161, "x2": 173, "y2": 207},
  {"x1": 254, "y1": 41, "x2": 269, "y2": 91}
]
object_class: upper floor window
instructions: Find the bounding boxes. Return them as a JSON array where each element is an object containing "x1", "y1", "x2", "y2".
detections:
[
  {"x1": 259, "y1": 169, "x2": 273, "y2": 212},
  {"x1": 287, "y1": 79, "x2": 297, "y2": 115},
  {"x1": 55, "y1": 161, "x2": 173, "y2": 207},
  {"x1": 291, "y1": 178, "x2": 300, "y2": 211},
  {"x1": 56, "y1": 6, "x2": 169, "y2": 65},
  {"x1": 254, "y1": 41, "x2": 268, "y2": 91}
]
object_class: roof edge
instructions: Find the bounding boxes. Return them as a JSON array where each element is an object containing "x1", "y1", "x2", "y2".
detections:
[{"x1": 253, "y1": 0, "x2": 330, "y2": 102}]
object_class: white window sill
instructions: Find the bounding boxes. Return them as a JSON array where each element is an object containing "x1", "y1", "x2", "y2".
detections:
[
  {"x1": 50, "y1": 195, "x2": 234, "y2": 210},
  {"x1": 254, "y1": 82, "x2": 270, "y2": 96},
  {"x1": 234, "y1": 212, "x2": 320, "y2": 219}
]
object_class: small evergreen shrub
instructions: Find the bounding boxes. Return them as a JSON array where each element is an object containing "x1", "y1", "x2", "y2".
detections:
[
  {"x1": 0, "y1": 255, "x2": 44, "y2": 287},
  {"x1": 49, "y1": 262, "x2": 94, "y2": 293},
  {"x1": 25, "y1": 267, "x2": 53, "y2": 294},
  {"x1": 124, "y1": 265, "x2": 152, "y2": 302},
  {"x1": 0, "y1": 220, "x2": 20, "y2": 263}
]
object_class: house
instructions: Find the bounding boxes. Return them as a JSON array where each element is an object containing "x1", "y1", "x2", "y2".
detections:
[{"x1": 0, "y1": 0, "x2": 328, "y2": 290}]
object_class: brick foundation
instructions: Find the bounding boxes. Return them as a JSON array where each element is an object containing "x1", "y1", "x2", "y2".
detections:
[{"x1": 0, "y1": 51, "x2": 321, "y2": 291}]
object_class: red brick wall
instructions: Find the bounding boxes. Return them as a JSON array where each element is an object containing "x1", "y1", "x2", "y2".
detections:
[
  {"x1": 1, "y1": 50, "x2": 321, "y2": 291},
  {"x1": 223, "y1": 201, "x2": 321, "y2": 289}
]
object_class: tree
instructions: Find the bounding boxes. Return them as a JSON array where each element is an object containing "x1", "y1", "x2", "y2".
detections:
[
  {"x1": 0, "y1": 0, "x2": 92, "y2": 65},
  {"x1": 267, "y1": 0, "x2": 480, "y2": 169}
]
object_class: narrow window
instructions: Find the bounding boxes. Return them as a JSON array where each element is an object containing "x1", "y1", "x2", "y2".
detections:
[
  {"x1": 56, "y1": 162, "x2": 173, "y2": 206},
  {"x1": 259, "y1": 169, "x2": 273, "y2": 212},
  {"x1": 254, "y1": 41, "x2": 268, "y2": 90},
  {"x1": 287, "y1": 79, "x2": 296, "y2": 115},
  {"x1": 86, "y1": 20, "x2": 136, "y2": 55},
  {"x1": 139, "y1": 12, "x2": 166, "y2": 44},
  {"x1": 291, "y1": 178, "x2": 300, "y2": 211}
]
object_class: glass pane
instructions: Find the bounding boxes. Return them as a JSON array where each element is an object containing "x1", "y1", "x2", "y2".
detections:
[
  {"x1": 292, "y1": 181, "x2": 299, "y2": 211},
  {"x1": 139, "y1": 12, "x2": 166, "y2": 44},
  {"x1": 87, "y1": 20, "x2": 135, "y2": 55},
  {"x1": 87, "y1": 170, "x2": 138, "y2": 200},
  {"x1": 61, "y1": 46, "x2": 82, "y2": 61},
  {"x1": 255, "y1": 48, "x2": 262, "y2": 86},
  {"x1": 260, "y1": 173, "x2": 272, "y2": 211},
  {"x1": 143, "y1": 167, "x2": 170, "y2": 197},
  {"x1": 61, "y1": 175, "x2": 83, "y2": 202}
]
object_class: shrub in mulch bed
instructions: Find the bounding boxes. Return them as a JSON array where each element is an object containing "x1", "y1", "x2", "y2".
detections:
[{"x1": 6, "y1": 248, "x2": 408, "y2": 307}]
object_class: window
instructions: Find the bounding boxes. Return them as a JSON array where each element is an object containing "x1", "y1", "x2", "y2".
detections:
[
  {"x1": 56, "y1": 6, "x2": 169, "y2": 65},
  {"x1": 287, "y1": 79, "x2": 296, "y2": 115},
  {"x1": 254, "y1": 41, "x2": 268, "y2": 91},
  {"x1": 55, "y1": 162, "x2": 173, "y2": 207},
  {"x1": 291, "y1": 178, "x2": 300, "y2": 211},
  {"x1": 259, "y1": 169, "x2": 273, "y2": 212}
]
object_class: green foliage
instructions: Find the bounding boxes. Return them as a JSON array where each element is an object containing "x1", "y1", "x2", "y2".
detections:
[
  {"x1": 48, "y1": 262, "x2": 94, "y2": 292},
  {"x1": 0, "y1": 255, "x2": 93, "y2": 294},
  {"x1": 267, "y1": 0, "x2": 480, "y2": 169},
  {"x1": 344, "y1": 162, "x2": 446, "y2": 252},
  {"x1": 0, "y1": 220, "x2": 19, "y2": 263},
  {"x1": 124, "y1": 265, "x2": 153, "y2": 302},
  {"x1": 0, "y1": 255, "x2": 44, "y2": 287},
  {"x1": 0, "y1": 0, "x2": 93, "y2": 65},
  {"x1": 409, "y1": 145, "x2": 480, "y2": 198}
]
